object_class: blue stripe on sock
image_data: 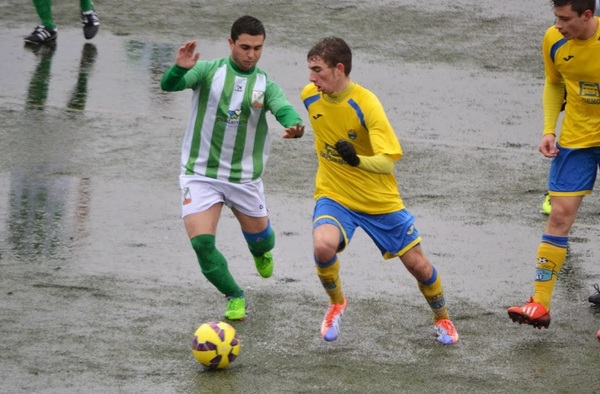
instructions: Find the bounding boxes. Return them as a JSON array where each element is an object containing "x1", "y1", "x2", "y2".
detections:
[
  {"x1": 315, "y1": 255, "x2": 337, "y2": 268},
  {"x1": 420, "y1": 266, "x2": 438, "y2": 286},
  {"x1": 242, "y1": 221, "x2": 272, "y2": 242},
  {"x1": 541, "y1": 234, "x2": 569, "y2": 248}
]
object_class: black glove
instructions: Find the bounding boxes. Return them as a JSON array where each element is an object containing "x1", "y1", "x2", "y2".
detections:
[{"x1": 335, "y1": 139, "x2": 360, "y2": 167}]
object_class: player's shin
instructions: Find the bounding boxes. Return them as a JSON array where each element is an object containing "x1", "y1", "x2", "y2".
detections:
[
  {"x1": 532, "y1": 235, "x2": 568, "y2": 309},
  {"x1": 417, "y1": 266, "x2": 450, "y2": 321},
  {"x1": 243, "y1": 221, "x2": 275, "y2": 257},
  {"x1": 191, "y1": 234, "x2": 243, "y2": 298},
  {"x1": 315, "y1": 255, "x2": 344, "y2": 304}
]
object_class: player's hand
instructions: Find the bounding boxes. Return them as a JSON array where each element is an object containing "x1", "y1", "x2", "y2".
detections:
[
  {"x1": 176, "y1": 40, "x2": 201, "y2": 69},
  {"x1": 539, "y1": 134, "x2": 558, "y2": 158},
  {"x1": 283, "y1": 123, "x2": 305, "y2": 139},
  {"x1": 335, "y1": 139, "x2": 360, "y2": 166}
]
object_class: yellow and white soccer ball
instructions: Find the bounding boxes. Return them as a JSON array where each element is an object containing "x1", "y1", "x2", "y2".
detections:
[{"x1": 192, "y1": 321, "x2": 240, "y2": 369}]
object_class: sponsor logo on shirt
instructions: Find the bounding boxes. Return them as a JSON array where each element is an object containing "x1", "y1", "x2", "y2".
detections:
[
  {"x1": 321, "y1": 142, "x2": 346, "y2": 164},
  {"x1": 580, "y1": 82, "x2": 600, "y2": 104},
  {"x1": 227, "y1": 109, "x2": 242, "y2": 125}
]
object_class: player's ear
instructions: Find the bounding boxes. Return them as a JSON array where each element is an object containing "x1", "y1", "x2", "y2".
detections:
[{"x1": 334, "y1": 62, "x2": 345, "y2": 76}]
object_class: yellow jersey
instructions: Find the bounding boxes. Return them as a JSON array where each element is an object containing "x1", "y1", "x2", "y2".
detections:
[
  {"x1": 542, "y1": 18, "x2": 600, "y2": 148},
  {"x1": 301, "y1": 82, "x2": 404, "y2": 214}
]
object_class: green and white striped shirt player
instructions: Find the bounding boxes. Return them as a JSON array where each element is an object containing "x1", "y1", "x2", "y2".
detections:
[{"x1": 162, "y1": 57, "x2": 302, "y2": 184}]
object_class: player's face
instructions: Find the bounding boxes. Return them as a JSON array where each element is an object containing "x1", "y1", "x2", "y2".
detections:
[
  {"x1": 308, "y1": 57, "x2": 345, "y2": 95},
  {"x1": 229, "y1": 34, "x2": 264, "y2": 71},
  {"x1": 553, "y1": 5, "x2": 592, "y2": 40}
]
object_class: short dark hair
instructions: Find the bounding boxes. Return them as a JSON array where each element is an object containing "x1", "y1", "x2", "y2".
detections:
[
  {"x1": 551, "y1": 0, "x2": 596, "y2": 15},
  {"x1": 231, "y1": 15, "x2": 266, "y2": 42},
  {"x1": 307, "y1": 36, "x2": 352, "y2": 76}
]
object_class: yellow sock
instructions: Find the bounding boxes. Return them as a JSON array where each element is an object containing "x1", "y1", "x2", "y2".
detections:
[
  {"x1": 533, "y1": 239, "x2": 568, "y2": 309},
  {"x1": 417, "y1": 267, "x2": 449, "y2": 322},
  {"x1": 316, "y1": 257, "x2": 345, "y2": 304}
]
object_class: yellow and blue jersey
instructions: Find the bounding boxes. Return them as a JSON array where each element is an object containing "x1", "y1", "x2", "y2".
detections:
[
  {"x1": 301, "y1": 82, "x2": 404, "y2": 214},
  {"x1": 542, "y1": 17, "x2": 600, "y2": 148}
]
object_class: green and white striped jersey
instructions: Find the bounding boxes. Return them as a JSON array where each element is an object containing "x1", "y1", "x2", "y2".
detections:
[{"x1": 162, "y1": 57, "x2": 302, "y2": 183}]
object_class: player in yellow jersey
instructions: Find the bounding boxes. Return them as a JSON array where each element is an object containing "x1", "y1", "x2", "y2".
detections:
[
  {"x1": 540, "y1": 0, "x2": 600, "y2": 215},
  {"x1": 301, "y1": 37, "x2": 459, "y2": 345},
  {"x1": 508, "y1": 0, "x2": 600, "y2": 338}
]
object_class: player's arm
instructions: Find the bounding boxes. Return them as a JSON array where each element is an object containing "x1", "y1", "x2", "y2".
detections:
[
  {"x1": 161, "y1": 40, "x2": 201, "y2": 91},
  {"x1": 335, "y1": 96, "x2": 400, "y2": 173},
  {"x1": 541, "y1": 28, "x2": 565, "y2": 136},
  {"x1": 539, "y1": 80, "x2": 564, "y2": 157},
  {"x1": 334, "y1": 140, "x2": 395, "y2": 174},
  {"x1": 266, "y1": 80, "x2": 304, "y2": 138},
  {"x1": 161, "y1": 65, "x2": 190, "y2": 91},
  {"x1": 542, "y1": 79, "x2": 565, "y2": 136}
]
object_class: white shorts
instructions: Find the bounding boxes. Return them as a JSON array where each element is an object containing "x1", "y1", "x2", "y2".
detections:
[{"x1": 179, "y1": 175, "x2": 268, "y2": 218}]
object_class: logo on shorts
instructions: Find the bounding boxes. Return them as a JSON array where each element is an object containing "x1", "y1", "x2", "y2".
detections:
[
  {"x1": 406, "y1": 225, "x2": 414, "y2": 236},
  {"x1": 183, "y1": 187, "x2": 192, "y2": 205}
]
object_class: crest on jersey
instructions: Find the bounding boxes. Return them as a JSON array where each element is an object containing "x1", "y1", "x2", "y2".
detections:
[
  {"x1": 347, "y1": 129, "x2": 358, "y2": 140},
  {"x1": 251, "y1": 90, "x2": 264, "y2": 108}
]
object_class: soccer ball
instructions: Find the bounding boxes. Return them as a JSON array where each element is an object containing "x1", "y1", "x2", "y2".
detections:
[{"x1": 192, "y1": 321, "x2": 240, "y2": 369}]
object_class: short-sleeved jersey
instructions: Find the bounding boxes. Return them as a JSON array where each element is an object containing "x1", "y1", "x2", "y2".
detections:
[
  {"x1": 163, "y1": 57, "x2": 301, "y2": 183},
  {"x1": 542, "y1": 17, "x2": 600, "y2": 148},
  {"x1": 301, "y1": 82, "x2": 404, "y2": 214}
]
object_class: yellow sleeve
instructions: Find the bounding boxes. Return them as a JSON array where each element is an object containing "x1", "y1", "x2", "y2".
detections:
[
  {"x1": 543, "y1": 79, "x2": 565, "y2": 135},
  {"x1": 356, "y1": 154, "x2": 394, "y2": 174}
]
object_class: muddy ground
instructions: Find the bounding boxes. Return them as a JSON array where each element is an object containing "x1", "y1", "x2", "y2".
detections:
[{"x1": 1, "y1": 1, "x2": 600, "y2": 393}]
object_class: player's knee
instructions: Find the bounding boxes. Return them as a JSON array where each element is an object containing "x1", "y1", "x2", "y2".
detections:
[
  {"x1": 313, "y1": 248, "x2": 335, "y2": 265},
  {"x1": 191, "y1": 234, "x2": 216, "y2": 266},
  {"x1": 313, "y1": 237, "x2": 339, "y2": 263},
  {"x1": 547, "y1": 209, "x2": 576, "y2": 232},
  {"x1": 243, "y1": 222, "x2": 275, "y2": 256}
]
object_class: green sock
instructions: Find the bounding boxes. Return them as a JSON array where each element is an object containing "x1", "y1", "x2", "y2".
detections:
[
  {"x1": 32, "y1": 0, "x2": 55, "y2": 30},
  {"x1": 191, "y1": 234, "x2": 243, "y2": 298},
  {"x1": 80, "y1": 0, "x2": 94, "y2": 12}
]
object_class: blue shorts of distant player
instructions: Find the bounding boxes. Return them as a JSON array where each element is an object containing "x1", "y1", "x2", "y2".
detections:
[{"x1": 548, "y1": 144, "x2": 600, "y2": 197}]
